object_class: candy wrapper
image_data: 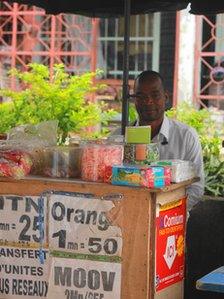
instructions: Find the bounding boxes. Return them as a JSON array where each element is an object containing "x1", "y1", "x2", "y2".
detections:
[
  {"x1": 112, "y1": 164, "x2": 171, "y2": 188},
  {"x1": 81, "y1": 143, "x2": 124, "y2": 182}
]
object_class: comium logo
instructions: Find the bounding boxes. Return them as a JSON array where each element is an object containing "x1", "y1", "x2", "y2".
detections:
[
  {"x1": 163, "y1": 235, "x2": 177, "y2": 269},
  {"x1": 160, "y1": 214, "x2": 184, "y2": 229}
]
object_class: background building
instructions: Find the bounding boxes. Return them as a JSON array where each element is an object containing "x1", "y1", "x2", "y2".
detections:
[{"x1": 0, "y1": 1, "x2": 224, "y2": 115}]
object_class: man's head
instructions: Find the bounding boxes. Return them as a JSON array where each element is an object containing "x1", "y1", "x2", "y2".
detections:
[{"x1": 133, "y1": 70, "x2": 168, "y2": 124}]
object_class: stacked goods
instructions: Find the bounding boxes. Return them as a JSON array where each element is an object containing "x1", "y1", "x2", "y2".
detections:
[
  {"x1": 0, "y1": 150, "x2": 33, "y2": 179},
  {"x1": 111, "y1": 126, "x2": 172, "y2": 189},
  {"x1": 124, "y1": 126, "x2": 159, "y2": 164},
  {"x1": 81, "y1": 143, "x2": 124, "y2": 182},
  {"x1": 151, "y1": 160, "x2": 196, "y2": 183},
  {"x1": 112, "y1": 165, "x2": 171, "y2": 188}
]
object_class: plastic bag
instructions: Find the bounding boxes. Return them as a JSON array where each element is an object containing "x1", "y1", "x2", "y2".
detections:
[
  {"x1": 7, "y1": 120, "x2": 58, "y2": 150},
  {"x1": 0, "y1": 120, "x2": 58, "y2": 179}
]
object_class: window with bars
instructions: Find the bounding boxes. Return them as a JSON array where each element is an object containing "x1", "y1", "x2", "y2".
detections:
[{"x1": 98, "y1": 13, "x2": 160, "y2": 79}]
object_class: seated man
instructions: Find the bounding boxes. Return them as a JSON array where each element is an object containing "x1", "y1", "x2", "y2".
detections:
[{"x1": 113, "y1": 70, "x2": 204, "y2": 210}]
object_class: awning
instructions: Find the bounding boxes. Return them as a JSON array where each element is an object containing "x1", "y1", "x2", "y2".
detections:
[
  {"x1": 2, "y1": 0, "x2": 189, "y2": 17},
  {"x1": 3, "y1": 0, "x2": 224, "y2": 16}
]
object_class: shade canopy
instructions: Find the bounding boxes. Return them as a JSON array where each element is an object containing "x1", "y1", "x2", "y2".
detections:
[{"x1": 3, "y1": 0, "x2": 224, "y2": 16}]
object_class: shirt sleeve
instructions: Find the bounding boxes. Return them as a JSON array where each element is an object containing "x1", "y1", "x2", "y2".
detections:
[{"x1": 184, "y1": 128, "x2": 205, "y2": 210}]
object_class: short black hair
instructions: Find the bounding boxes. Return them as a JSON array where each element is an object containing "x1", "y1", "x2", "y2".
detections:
[{"x1": 135, "y1": 70, "x2": 165, "y2": 88}]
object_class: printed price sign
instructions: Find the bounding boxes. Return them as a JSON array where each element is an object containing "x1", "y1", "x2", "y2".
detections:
[
  {"x1": 0, "y1": 195, "x2": 46, "y2": 247},
  {"x1": 155, "y1": 198, "x2": 186, "y2": 292},
  {"x1": 48, "y1": 194, "x2": 122, "y2": 257},
  {"x1": 0, "y1": 246, "x2": 49, "y2": 298},
  {"x1": 47, "y1": 257, "x2": 121, "y2": 299}
]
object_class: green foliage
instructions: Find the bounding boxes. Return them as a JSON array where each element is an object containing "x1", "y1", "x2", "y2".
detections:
[
  {"x1": 0, "y1": 63, "x2": 116, "y2": 142},
  {"x1": 166, "y1": 102, "x2": 224, "y2": 197},
  {"x1": 0, "y1": 101, "x2": 16, "y2": 133},
  {"x1": 204, "y1": 152, "x2": 224, "y2": 197},
  {"x1": 166, "y1": 102, "x2": 215, "y2": 135},
  {"x1": 129, "y1": 103, "x2": 138, "y2": 124},
  {"x1": 201, "y1": 135, "x2": 224, "y2": 197}
]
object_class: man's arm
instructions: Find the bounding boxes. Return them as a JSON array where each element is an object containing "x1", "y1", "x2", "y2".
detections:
[{"x1": 185, "y1": 128, "x2": 204, "y2": 210}]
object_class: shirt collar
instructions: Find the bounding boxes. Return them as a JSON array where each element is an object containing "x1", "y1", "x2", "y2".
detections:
[{"x1": 159, "y1": 115, "x2": 170, "y2": 141}]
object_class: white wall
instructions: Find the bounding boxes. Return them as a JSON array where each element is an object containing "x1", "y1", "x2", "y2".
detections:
[{"x1": 177, "y1": 6, "x2": 196, "y2": 103}]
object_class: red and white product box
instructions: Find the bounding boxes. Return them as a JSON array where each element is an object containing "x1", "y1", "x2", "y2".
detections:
[{"x1": 155, "y1": 197, "x2": 186, "y2": 292}]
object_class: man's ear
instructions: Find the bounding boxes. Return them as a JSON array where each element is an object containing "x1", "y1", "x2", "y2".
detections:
[
  {"x1": 164, "y1": 90, "x2": 169, "y2": 103},
  {"x1": 164, "y1": 90, "x2": 172, "y2": 110}
]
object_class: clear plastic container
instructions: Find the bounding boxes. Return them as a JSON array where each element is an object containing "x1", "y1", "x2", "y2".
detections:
[
  {"x1": 31, "y1": 146, "x2": 83, "y2": 178},
  {"x1": 81, "y1": 142, "x2": 124, "y2": 182}
]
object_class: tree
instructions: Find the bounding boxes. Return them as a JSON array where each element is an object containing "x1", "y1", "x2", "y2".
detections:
[{"x1": 0, "y1": 63, "x2": 116, "y2": 143}]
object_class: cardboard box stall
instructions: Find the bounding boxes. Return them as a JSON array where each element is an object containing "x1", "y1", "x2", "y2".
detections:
[{"x1": 0, "y1": 176, "x2": 193, "y2": 299}]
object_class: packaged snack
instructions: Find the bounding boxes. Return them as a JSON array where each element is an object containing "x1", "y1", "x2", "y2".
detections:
[
  {"x1": 0, "y1": 120, "x2": 59, "y2": 178},
  {"x1": 125, "y1": 126, "x2": 151, "y2": 143},
  {"x1": 151, "y1": 160, "x2": 196, "y2": 183},
  {"x1": 0, "y1": 150, "x2": 33, "y2": 179},
  {"x1": 112, "y1": 164, "x2": 171, "y2": 188},
  {"x1": 123, "y1": 143, "x2": 159, "y2": 164}
]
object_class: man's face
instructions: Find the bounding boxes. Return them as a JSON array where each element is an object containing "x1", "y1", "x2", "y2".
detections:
[{"x1": 134, "y1": 77, "x2": 167, "y2": 123}]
